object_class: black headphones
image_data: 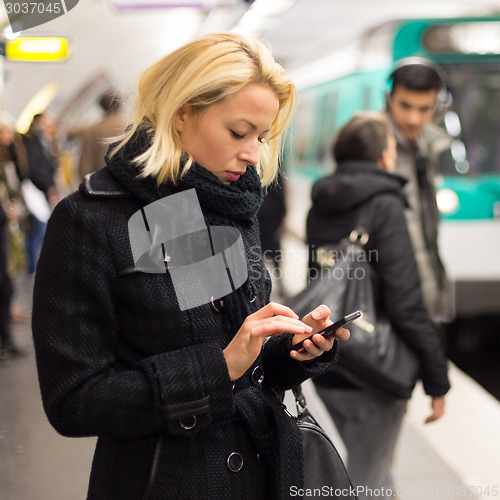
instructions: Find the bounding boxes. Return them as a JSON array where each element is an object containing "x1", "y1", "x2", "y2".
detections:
[{"x1": 385, "y1": 56, "x2": 453, "y2": 118}]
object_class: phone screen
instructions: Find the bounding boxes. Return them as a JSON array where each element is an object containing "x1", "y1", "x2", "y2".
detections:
[{"x1": 290, "y1": 310, "x2": 361, "y2": 351}]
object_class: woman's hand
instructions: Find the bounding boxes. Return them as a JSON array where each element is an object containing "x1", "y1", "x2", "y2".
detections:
[
  {"x1": 290, "y1": 304, "x2": 350, "y2": 362},
  {"x1": 223, "y1": 302, "x2": 313, "y2": 381}
]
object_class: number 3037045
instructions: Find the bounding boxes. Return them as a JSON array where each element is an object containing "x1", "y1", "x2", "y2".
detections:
[{"x1": 5, "y1": 2, "x2": 62, "y2": 14}]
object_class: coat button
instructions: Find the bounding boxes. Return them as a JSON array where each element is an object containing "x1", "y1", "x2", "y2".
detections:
[
  {"x1": 251, "y1": 366, "x2": 264, "y2": 385},
  {"x1": 179, "y1": 415, "x2": 197, "y2": 430},
  {"x1": 210, "y1": 296, "x2": 224, "y2": 313},
  {"x1": 227, "y1": 452, "x2": 244, "y2": 472}
]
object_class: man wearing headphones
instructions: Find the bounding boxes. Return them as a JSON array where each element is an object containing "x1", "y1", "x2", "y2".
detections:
[{"x1": 386, "y1": 58, "x2": 453, "y2": 325}]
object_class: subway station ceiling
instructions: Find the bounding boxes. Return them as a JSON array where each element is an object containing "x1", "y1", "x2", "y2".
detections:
[{"x1": 0, "y1": 0, "x2": 498, "y2": 133}]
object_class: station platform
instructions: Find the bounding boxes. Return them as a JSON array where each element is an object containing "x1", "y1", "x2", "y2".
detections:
[{"x1": 0, "y1": 270, "x2": 499, "y2": 500}]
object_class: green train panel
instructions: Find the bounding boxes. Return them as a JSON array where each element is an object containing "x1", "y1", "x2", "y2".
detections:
[{"x1": 285, "y1": 16, "x2": 500, "y2": 222}]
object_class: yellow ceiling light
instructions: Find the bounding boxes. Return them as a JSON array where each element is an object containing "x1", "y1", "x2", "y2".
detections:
[
  {"x1": 5, "y1": 37, "x2": 70, "y2": 61},
  {"x1": 16, "y1": 80, "x2": 61, "y2": 133}
]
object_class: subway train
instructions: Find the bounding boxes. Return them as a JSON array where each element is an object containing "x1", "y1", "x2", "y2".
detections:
[{"x1": 283, "y1": 15, "x2": 500, "y2": 320}]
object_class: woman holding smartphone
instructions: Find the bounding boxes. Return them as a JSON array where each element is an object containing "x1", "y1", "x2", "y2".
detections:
[{"x1": 31, "y1": 33, "x2": 349, "y2": 499}]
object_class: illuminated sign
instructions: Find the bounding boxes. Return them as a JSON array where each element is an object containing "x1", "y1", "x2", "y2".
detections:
[
  {"x1": 423, "y1": 22, "x2": 500, "y2": 55},
  {"x1": 1, "y1": 37, "x2": 70, "y2": 61}
]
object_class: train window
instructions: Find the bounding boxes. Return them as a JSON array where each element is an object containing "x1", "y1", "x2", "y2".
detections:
[
  {"x1": 316, "y1": 92, "x2": 338, "y2": 169},
  {"x1": 285, "y1": 92, "x2": 316, "y2": 172},
  {"x1": 439, "y1": 63, "x2": 500, "y2": 175},
  {"x1": 362, "y1": 87, "x2": 372, "y2": 109},
  {"x1": 423, "y1": 23, "x2": 500, "y2": 55}
]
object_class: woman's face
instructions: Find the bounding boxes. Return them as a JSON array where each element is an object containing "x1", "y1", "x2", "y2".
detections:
[{"x1": 174, "y1": 83, "x2": 280, "y2": 184}]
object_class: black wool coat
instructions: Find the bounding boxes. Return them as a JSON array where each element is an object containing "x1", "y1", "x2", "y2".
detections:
[
  {"x1": 307, "y1": 162, "x2": 450, "y2": 398},
  {"x1": 32, "y1": 166, "x2": 338, "y2": 499}
]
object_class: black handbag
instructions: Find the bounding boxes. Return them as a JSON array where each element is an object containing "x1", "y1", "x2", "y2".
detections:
[
  {"x1": 286, "y1": 386, "x2": 358, "y2": 498},
  {"x1": 288, "y1": 199, "x2": 420, "y2": 399}
]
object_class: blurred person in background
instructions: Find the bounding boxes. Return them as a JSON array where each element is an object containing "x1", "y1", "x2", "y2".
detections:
[
  {"x1": 0, "y1": 111, "x2": 28, "y2": 357},
  {"x1": 0, "y1": 112, "x2": 29, "y2": 321},
  {"x1": 0, "y1": 201, "x2": 18, "y2": 359},
  {"x1": 386, "y1": 58, "x2": 453, "y2": 327},
  {"x1": 308, "y1": 111, "x2": 450, "y2": 500},
  {"x1": 78, "y1": 91, "x2": 128, "y2": 179},
  {"x1": 22, "y1": 113, "x2": 59, "y2": 274}
]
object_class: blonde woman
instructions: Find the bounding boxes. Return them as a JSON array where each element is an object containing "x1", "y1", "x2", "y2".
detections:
[{"x1": 32, "y1": 33, "x2": 348, "y2": 499}]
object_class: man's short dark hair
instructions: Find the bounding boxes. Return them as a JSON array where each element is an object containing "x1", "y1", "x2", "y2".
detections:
[{"x1": 389, "y1": 63, "x2": 443, "y2": 94}]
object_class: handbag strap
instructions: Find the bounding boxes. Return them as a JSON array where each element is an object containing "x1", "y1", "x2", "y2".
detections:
[
  {"x1": 349, "y1": 196, "x2": 376, "y2": 246},
  {"x1": 292, "y1": 385, "x2": 306, "y2": 412},
  {"x1": 315, "y1": 197, "x2": 377, "y2": 268},
  {"x1": 291, "y1": 385, "x2": 320, "y2": 425}
]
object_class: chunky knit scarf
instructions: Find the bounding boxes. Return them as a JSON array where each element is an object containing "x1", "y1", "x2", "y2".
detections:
[{"x1": 105, "y1": 126, "x2": 267, "y2": 336}]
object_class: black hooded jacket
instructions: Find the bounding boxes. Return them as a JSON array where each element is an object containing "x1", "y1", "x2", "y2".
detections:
[{"x1": 307, "y1": 162, "x2": 450, "y2": 398}]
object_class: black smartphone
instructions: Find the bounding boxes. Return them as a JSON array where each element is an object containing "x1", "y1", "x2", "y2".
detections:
[{"x1": 290, "y1": 310, "x2": 362, "y2": 351}]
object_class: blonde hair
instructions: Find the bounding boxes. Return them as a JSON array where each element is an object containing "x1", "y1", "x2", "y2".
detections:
[{"x1": 110, "y1": 32, "x2": 296, "y2": 187}]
